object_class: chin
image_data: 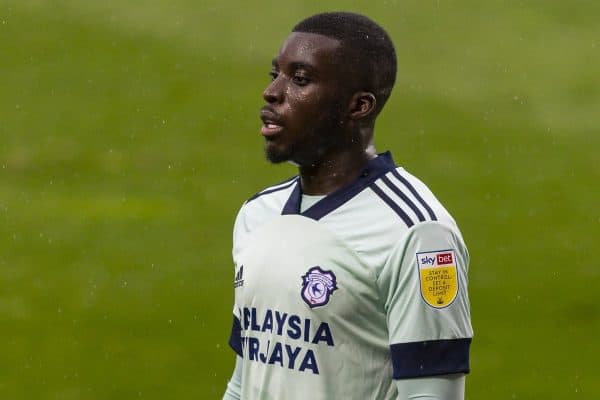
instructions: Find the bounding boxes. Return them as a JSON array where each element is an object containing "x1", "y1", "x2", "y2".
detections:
[
  {"x1": 265, "y1": 149, "x2": 289, "y2": 164},
  {"x1": 264, "y1": 143, "x2": 315, "y2": 166}
]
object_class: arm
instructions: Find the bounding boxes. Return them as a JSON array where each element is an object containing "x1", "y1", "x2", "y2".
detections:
[
  {"x1": 378, "y1": 222, "x2": 473, "y2": 396},
  {"x1": 224, "y1": 207, "x2": 247, "y2": 400},
  {"x1": 222, "y1": 356, "x2": 243, "y2": 400},
  {"x1": 396, "y1": 374, "x2": 465, "y2": 400}
]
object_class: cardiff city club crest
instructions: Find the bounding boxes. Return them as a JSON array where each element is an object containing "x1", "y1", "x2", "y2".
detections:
[{"x1": 301, "y1": 266, "x2": 338, "y2": 308}]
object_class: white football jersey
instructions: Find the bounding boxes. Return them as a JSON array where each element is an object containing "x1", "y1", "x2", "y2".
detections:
[{"x1": 228, "y1": 152, "x2": 473, "y2": 400}]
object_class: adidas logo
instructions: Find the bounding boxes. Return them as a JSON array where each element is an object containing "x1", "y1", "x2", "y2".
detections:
[{"x1": 234, "y1": 265, "x2": 244, "y2": 288}]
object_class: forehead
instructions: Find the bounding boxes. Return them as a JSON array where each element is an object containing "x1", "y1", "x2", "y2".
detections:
[{"x1": 274, "y1": 32, "x2": 342, "y2": 69}]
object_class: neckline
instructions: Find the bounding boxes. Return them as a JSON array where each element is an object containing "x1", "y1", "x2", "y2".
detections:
[{"x1": 281, "y1": 151, "x2": 397, "y2": 220}]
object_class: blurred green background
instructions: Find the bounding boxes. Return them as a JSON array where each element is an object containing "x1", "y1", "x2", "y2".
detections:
[{"x1": 1, "y1": 0, "x2": 598, "y2": 398}]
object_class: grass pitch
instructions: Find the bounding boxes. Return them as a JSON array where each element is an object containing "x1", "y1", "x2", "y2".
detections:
[{"x1": 1, "y1": 1, "x2": 598, "y2": 398}]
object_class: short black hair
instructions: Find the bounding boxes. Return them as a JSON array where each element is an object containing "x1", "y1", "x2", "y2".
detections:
[{"x1": 292, "y1": 12, "x2": 397, "y2": 114}]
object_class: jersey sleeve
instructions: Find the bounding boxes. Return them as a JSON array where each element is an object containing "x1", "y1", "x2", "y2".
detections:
[
  {"x1": 228, "y1": 305, "x2": 243, "y2": 356},
  {"x1": 377, "y1": 221, "x2": 473, "y2": 379},
  {"x1": 228, "y1": 205, "x2": 247, "y2": 357}
]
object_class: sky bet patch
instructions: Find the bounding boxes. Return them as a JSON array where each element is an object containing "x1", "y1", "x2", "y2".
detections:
[{"x1": 416, "y1": 249, "x2": 458, "y2": 309}]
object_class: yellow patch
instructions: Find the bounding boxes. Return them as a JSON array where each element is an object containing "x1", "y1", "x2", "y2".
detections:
[{"x1": 416, "y1": 250, "x2": 458, "y2": 308}]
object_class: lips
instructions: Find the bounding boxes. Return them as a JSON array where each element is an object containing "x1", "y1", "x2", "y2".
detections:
[
  {"x1": 260, "y1": 108, "x2": 284, "y2": 137},
  {"x1": 261, "y1": 123, "x2": 283, "y2": 137}
]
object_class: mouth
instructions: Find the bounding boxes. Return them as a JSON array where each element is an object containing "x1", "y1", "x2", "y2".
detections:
[
  {"x1": 260, "y1": 108, "x2": 284, "y2": 137},
  {"x1": 261, "y1": 123, "x2": 284, "y2": 137}
]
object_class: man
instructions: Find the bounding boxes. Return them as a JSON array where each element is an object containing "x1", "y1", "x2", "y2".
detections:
[{"x1": 223, "y1": 12, "x2": 473, "y2": 400}]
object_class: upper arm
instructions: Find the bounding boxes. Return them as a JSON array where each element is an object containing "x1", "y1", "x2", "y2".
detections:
[
  {"x1": 377, "y1": 222, "x2": 473, "y2": 380},
  {"x1": 229, "y1": 205, "x2": 247, "y2": 357}
]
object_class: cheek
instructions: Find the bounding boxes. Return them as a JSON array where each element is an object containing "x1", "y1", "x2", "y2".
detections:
[{"x1": 289, "y1": 92, "x2": 337, "y2": 122}]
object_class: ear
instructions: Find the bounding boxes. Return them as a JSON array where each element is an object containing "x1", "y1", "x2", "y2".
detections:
[{"x1": 349, "y1": 92, "x2": 376, "y2": 120}]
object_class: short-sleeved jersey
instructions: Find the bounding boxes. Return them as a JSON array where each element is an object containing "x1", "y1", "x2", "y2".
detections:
[{"x1": 228, "y1": 152, "x2": 472, "y2": 400}]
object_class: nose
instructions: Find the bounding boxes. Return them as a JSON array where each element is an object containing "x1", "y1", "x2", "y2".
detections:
[{"x1": 262, "y1": 78, "x2": 283, "y2": 104}]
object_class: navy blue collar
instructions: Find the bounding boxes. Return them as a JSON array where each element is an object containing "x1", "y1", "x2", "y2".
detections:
[{"x1": 281, "y1": 152, "x2": 397, "y2": 220}]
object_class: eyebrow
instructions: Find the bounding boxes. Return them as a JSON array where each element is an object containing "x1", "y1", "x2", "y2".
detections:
[
  {"x1": 271, "y1": 58, "x2": 315, "y2": 72},
  {"x1": 290, "y1": 61, "x2": 315, "y2": 72}
]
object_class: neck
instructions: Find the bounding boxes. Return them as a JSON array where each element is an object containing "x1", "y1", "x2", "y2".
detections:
[{"x1": 298, "y1": 146, "x2": 376, "y2": 195}]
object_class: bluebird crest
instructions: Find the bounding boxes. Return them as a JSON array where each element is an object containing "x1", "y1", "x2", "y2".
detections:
[{"x1": 301, "y1": 266, "x2": 338, "y2": 308}]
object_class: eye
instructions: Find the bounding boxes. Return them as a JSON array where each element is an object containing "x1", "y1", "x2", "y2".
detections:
[
  {"x1": 292, "y1": 75, "x2": 310, "y2": 86},
  {"x1": 269, "y1": 70, "x2": 279, "y2": 81}
]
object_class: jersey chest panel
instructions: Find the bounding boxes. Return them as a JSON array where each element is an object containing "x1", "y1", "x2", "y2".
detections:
[{"x1": 235, "y1": 215, "x2": 394, "y2": 399}]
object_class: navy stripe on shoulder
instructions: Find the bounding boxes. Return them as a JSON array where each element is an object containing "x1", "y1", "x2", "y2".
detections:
[
  {"x1": 369, "y1": 184, "x2": 414, "y2": 228},
  {"x1": 228, "y1": 315, "x2": 243, "y2": 356},
  {"x1": 391, "y1": 170, "x2": 437, "y2": 221},
  {"x1": 381, "y1": 175, "x2": 426, "y2": 222},
  {"x1": 390, "y1": 338, "x2": 471, "y2": 379},
  {"x1": 246, "y1": 176, "x2": 298, "y2": 203}
]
